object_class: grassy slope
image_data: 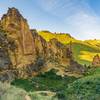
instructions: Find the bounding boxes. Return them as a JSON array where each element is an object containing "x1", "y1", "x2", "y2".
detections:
[
  {"x1": 38, "y1": 31, "x2": 100, "y2": 65},
  {"x1": 84, "y1": 39, "x2": 100, "y2": 48},
  {"x1": 72, "y1": 42, "x2": 100, "y2": 65},
  {"x1": 38, "y1": 31, "x2": 75, "y2": 44},
  {"x1": 65, "y1": 68, "x2": 100, "y2": 100},
  {"x1": 0, "y1": 81, "x2": 57, "y2": 100},
  {"x1": 11, "y1": 70, "x2": 77, "y2": 92},
  {"x1": 11, "y1": 70, "x2": 78, "y2": 100},
  {"x1": 11, "y1": 68, "x2": 100, "y2": 100},
  {"x1": 0, "y1": 82, "x2": 30, "y2": 100}
]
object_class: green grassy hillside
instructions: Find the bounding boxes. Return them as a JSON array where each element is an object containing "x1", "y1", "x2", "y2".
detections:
[
  {"x1": 84, "y1": 39, "x2": 100, "y2": 48},
  {"x1": 38, "y1": 30, "x2": 75, "y2": 44},
  {"x1": 38, "y1": 31, "x2": 100, "y2": 65},
  {"x1": 65, "y1": 73, "x2": 100, "y2": 100},
  {"x1": 11, "y1": 68, "x2": 100, "y2": 100},
  {"x1": 0, "y1": 82, "x2": 30, "y2": 100},
  {"x1": 11, "y1": 70, "x2": 77, "y2": 92},
  {"x1": 11, "y1": 69, "x2": 77, "y2": 100},
  {"x1": 72, "y1": 42, "x2": 100, "y2": 65}
]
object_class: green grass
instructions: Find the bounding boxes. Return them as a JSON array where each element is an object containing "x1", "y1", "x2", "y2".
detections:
[
  {"x1": 65, "y1": 74, "x2": 100, "y2": 100},
  {"x1": 0, "y1": 81, "x2": 57, "y2": 100},
  {"x1": 11, "y1": 70, "x2": 77, "y2": 92},
  {"x1": 11, "y1": 68, "x2": 100, "y2": 100},
  {"x1": 11, "y1": 79, "x2": 34, "y2": 92},
  {"x1": 0, "y1": 82, "x2": 30, "y2": 100},
  {"x1": 29, "y1": 92, "x2": 58, "y2": 100},
  {"x1": 86, "y1": 67, "x2": 100, "y2": 76},
  {"x1": 72, "y1": 43, "x2": 100, "y2": 65},
  {"x1": 11, "y1": 70, "x2": 77, "y2": 100},
  {"x1": 64, "y1": 67, "x2": 100, "y2": 100}
]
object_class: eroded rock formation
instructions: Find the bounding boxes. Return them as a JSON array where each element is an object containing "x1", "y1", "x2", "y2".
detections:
[
  {"x1": 92, "y1": 54, "x2": 100, "y2": 67},
  {"x1": 0, "y1": 7, "x2": 84, "y2": 78},
  {"x1": 0, "y1": 7, "x2": 35, "y2": 68}
]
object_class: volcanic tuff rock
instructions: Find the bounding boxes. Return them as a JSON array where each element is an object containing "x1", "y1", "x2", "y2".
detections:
[
  {"x1": 0, "y1": 31, "x2": 12, "y2": 70},
  {"x1": 92, "y1": 54, "x2": 100, "y2": 66},
  {"x1": 0, "y1": 7, "x2": 35, "y2": 68},
  {"x1": 0, "y1": 8, "x2": 84, "y2": 78}
]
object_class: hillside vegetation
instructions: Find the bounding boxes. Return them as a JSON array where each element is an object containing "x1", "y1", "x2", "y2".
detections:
[
  {"x1": 72, "y1": 43, "x2": 100, "y2": 65},
  {"x1": 65, "y1": 71, "x2": 100, "y2": 100},
  {"x1": 11, "y1": 70, "x2": 77, "y2": 92},
  {"x1": 38, "y1": 31, "x2": 75, "y2": 44},
  {"x1": 0, "y1": 82, "x2": 31, "y2": 100},
  {"x1": 85, "y1": 39, "x2": 100, "y2": 48},
  {"x1": 38, "y1": 31, "x2": 100, "y2": 65},
  {"x1": 11, "y1": 68, "x2": 100, "y2": 100},
  {"x1": 11, "y1": 69, "x2": 77, "y2": 100}
]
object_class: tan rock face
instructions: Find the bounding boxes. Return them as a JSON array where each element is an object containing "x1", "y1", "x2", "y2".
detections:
[
  {"x1": 0, "y1": 8, "x2": 83, "y2": 78},
  {"x1": 1, "y1": 8, "x2": 35, "y2": 67},
  {"x1": 32, "y1": 29, "x2": 47, "y2": 57},
  {"x1": 1, "y1": 7, "x2": 34, "y2": 55},
  {"x1": 92, "y1": 54, "x2": 100, "y2": 67},
  {"x1": 47, "y1": 38, "x2": 70, "y2": 63}
]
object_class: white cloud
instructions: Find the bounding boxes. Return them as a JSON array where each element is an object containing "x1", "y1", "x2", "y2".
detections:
[
  {"x1": 64, "y1": 1, "x2": 100, "y2": 40},
  {"x1": 36, "y1": 0, "x2": 100, "y2": 40}
]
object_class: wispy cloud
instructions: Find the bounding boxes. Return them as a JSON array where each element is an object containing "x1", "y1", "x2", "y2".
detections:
[
  {"x1": 66, "y1": 11, "x2": 100, "y2": 39},
  {"x1": 0, "y1": 0, "x2": 99, "y2": 40},
  {"x1": 64, "y1": 0, "x2": 100, "y2": 39},
  {"x1": 36, "y1": 0, "x2": 100, "y2": 40}
]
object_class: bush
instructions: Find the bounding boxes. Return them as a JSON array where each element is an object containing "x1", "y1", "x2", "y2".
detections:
[
  {"x1": 65, "y1": 74, "x2": 100, "y2": 100},
  {"x1": 0, "y1": 82, "x2": 31, "y2": 100},
  {"x1": 12, "y1": 69, "x2": 77, "y2": 92},
  {"x1": 86, "y1": 67, "x2": 100, "y2": 76},
  {"x1": 29, "y1": 92, "x2": 58, "y2": 100}
]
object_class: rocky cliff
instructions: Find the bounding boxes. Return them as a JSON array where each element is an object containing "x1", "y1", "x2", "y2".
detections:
[
  {"x1": 0, "y1": 8, "x2": 84, "y2": 79},
  {"x1": 0, "y1": 7, "x2": 36, "y2": 68},
  {"x1": 92, "y1": 54, "x2": 100, "y2": 67}
]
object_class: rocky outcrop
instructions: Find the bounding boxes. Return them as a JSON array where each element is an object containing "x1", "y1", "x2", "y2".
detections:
[
  {"x1": 92, "y1": 54, "x2": 100, "y2": 67},
  {"x1": 0, "y1": 29, "x2": 12, "y2": 70},
  {"x1": 28, "y1": 31, "x2": 71, "y2": 76},
  {"x1": 0, "y1": 28, "x2": 17, "y2": 82},
  {"x1": 0, "y1": 7, "x2": 35, "y2": 68},
  {"x1": 0, "y1": 7, "x2": 85, "y2": 78},
  {"x1": 46, "y1": 38, "x2": 71, "y2": 67}
]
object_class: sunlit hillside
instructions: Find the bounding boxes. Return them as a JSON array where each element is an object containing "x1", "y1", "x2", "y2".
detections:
[
  {"x1": 38, "y1": 31, "x2": 100, "y2": 65},
  {"x1": 72, "y1": 43, "x2": 100, "y2": 65},
  {"x1": 38, "y1": 30, "x2": 76, "y2": 44},
  {"x1": 84, "y1": 39, "x2": 100, "y2": 48}
]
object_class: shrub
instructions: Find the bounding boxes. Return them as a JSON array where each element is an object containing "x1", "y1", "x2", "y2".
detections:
[
  {"x1": 29, "y1": 92, "x2": 58, "y2": 100},
  {"x1": 0, "y1": 82, "x2": 31, "y2": 100},
  {"x1": 65, "y1": 74, "x2": 100, "y2": 100}
]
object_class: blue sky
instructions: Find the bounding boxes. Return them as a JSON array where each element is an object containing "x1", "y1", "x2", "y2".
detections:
[{"x1": 0, "y1": 0, "x2": 100, "y2": 40}]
